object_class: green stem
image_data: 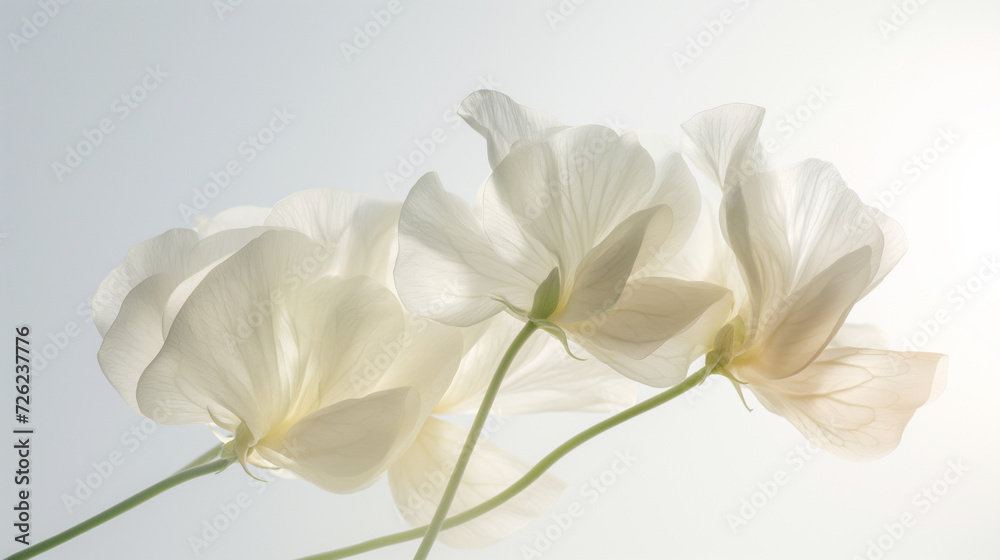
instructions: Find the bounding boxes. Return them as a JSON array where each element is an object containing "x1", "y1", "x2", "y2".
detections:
[
  {"x1": 176, "y1": 443, "x2": 224, "y2": 472},
  {"x1": 297, "y1": 366, "x2": 710, "y2": 560},
  {"x1": 411, "y1": 321, "x2": 539, "y2": 560},
  {"x1": 4, "y1": 454, "x2": 233, "y2": 560}
]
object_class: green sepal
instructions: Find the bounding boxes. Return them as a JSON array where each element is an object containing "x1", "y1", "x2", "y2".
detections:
[
  {"x1": 534, "y1": 319, "x2": 585, "y2": 361},
  {"x1": 528, "y1": 267, "x2": 562, "y2": 321}
]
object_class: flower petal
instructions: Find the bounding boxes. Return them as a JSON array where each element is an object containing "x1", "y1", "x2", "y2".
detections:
[
  {"x1": 567, "y1": 278, "x2": 734, "y2": 387},
  {"x1": 193, "y1": 206, "x2": 271, "y2": 237},
  {"x1": 557, "y1": 205, "x2": 673, "y2": 324},
  {"x1": 260, "y1": 387, "x2": 420, "y2": 493},
  {"x1": 395, "y1": 172, "x2": 537, "y2": 325},
  {"x1": 97, "y1": 274, "x2": 179, "y2": 415},
  {"x1": 681, "y1": 103, "x2": 765, "y2": 189},
  {"x1": 436, "y1": 313, "x2": 636, "y2": 415},
  {"x1": 388, "y1": 418, "x2": 565, "y2": 549},
  {"x1": 265, "y1": 188, "x2": 402, "y2": 286},
  {"x1": 137, "y1": 231, "x2": 396, "y2": 436},
  {"x1": 482, "y1": 126, "x2": 658, "y2": 276},
  {"x1": 458, "y1": 90, "x2": 566, "y2": 169},
  {"x1": 92, "y1": 228, "x2": 199, "y2": 337},
  {"x1": 742, "y1": 247, "x2": 874, "y2": 381},
  {"x1": 749, "y1": 348, "x2": 947, "y2": 460}
]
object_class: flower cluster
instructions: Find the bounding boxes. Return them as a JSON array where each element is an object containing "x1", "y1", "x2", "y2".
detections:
[{"x1": 92, "y1": 91, "x2": 946, "y2": 551}]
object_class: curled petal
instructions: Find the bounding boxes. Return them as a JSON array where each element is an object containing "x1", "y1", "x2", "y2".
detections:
[
  {"x1": 749, "y1": 348, "x2": 947, "y2": 461},
  {"x1": 459, "y1": 89, "x2": 566, "y2": 169},
  {"x1": 681, "y1": 103, "x2": 766, "y2": 189}
]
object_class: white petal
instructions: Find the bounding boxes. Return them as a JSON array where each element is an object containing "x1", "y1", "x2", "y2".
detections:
[
  {"x1": 265, "y1": 189, "x2": 402, "y2": 286},
  {"x1": 259, "y1": 387, "x2": 421, "y2": 493},
  {"x1": 436, "y1": 313, "x2": 636, "y2": 415},
  {"x1": 721, "y1": 160, "x2": 906, "y2": 357},
  {"x1": 749, "y1": 348, "x2": 947, "y2": 461},
  {"x1": 482, "y1": 126, "x2": 658, "y2": 276},
  {"x1": 458, "y1": 90, "x2": 566, "y2": 169},
  {"x1": 743, "y1": 248, "x2": 874, "y2": 381},
  {"x1": 137, "y1": 231, "x2": 397, "y2": 436},
  {"x1": 388, "y1": 418, "x2": 565, "y2": 549},
  {"x1": 558, "y1": 205, "x2": 673, "y2": 324},
  {"x1": 829, "y1": 324, "x2": 890, "y2": 349},
  {"x1": 395, "y1": 172, "x2": 537, "y2": 325},
  {"x1": 642, "y1": 151, "x2": 702, "y2": 264},
  {"x1": 566, "y1": 277, "x2": 732, "y2": 360},
  {"x1": 371, "y1": 319, "x2": 464, "y2": 422},
  {"x1": 92, "y1": 229, "x2": 199, "y2": 337},
  {"x1": 569, "y1": 278, "x2": 734, "y2": 387},
  {"x1": 681, "y1": 103, "x2": 766, "y2": 189},
  {"x1": 97, "y1": 274, "x2": 178, "y2": 415},
  {"x1": 193, "y1": 206, "x2": 271, "y2": 237}
]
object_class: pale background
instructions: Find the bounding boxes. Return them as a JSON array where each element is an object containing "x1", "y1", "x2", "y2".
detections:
[{"x1": 1, "y1": 1, "x2": 998, "y2": 559}]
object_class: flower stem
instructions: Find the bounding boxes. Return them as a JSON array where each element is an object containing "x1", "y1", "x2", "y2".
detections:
[
  {"x1": 298, "y1": 366, "x2": 710, "y2": 560},
  {"x1": 4, "y1": 452, "x2": 232, "y2": 560},
  {"x1": 411, "y1": 320, "x2": 539, "y2": 560}
]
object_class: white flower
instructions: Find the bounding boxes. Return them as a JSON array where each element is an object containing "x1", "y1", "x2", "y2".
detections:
[
  {"x1": 675, "y1": 103, "x2": 947, "y2": 460},
  {"x1": 92, "y1": 191, "x2": 457, "y2": 491},
  {"x1": 394, "y1": 90, "x2": 732, "y2": 386},
  {"x1": 93, "y1": 189, "x2": 400, "y2": 416},
  {"x1": 387, "y1": 312, "x2": 637, "y2": 548}
]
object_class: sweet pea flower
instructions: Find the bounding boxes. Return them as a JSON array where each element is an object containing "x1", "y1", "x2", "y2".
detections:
[
  {"x1": 93, "y1": 189, "x2": 400, "y2": 416},
  {"x1": 661, "y1": 103, "x2": 946, "y2": 460},
  {"x1": 394, "y1": 90, "x2": 732, "y2": 385},
  {"x1": 93, "y1": 191, "x2": 459, "y2": 491}
]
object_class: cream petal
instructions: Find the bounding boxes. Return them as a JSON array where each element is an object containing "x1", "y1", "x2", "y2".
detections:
[
  {"x1": 481, "y1": 125, "x2": 658, "y2": 277},
  {"x1": 829, "y1": 324, "x2": 890, "y2": 349},
  {"x1": 749, "y1": 348, "x2": 947, "y2": 461},
  {"x1": 557, "y1": 205, "x2": 673, "y2": 324},
  {"x1": 97, "y1": 274, "x2": 179, "y2": 415},
  {"x1": 721, "y1": 160, "x2": 907, "y2": 357},
  {"x1": 92, "y1": 228, "x2": 199, "y2": 337},
  {"x1": 436, "y1": 314, "x2": 636, "y2": 415},
  {"x1": 395, "y1": 172, "x2": 537, "y2": 325},
  {"x1": 265, "y1": 188, "x2": 402, "y2": 286},
  {"x1": 260, "y1": 387, "x2": 421, "y2": 493},
  {"x1": 388, "y1": 418, "x2": 565, "y2": 549},
  {"x1": 193, "y1": 206, "x2": 271, "y2": 237},
  {"x1": 136, "y1": 230, "x2": 355, "y2": 435},
  {"x1": 370, "y1": 318, "x2": 464, "y2": 422},
  {"x1": 745, "y1": 248, "x2": 874, "y2": 381},
  {"x1": 568, "y1": 278, "x2": 734, "y2": 387},
  {"x1": 566, "y1": 277, "x2": 732, "y2": 360},
  {"x1": 458, "y1": 90, "x2": 566, "y2": 169},
  {"x1": 681, "y1": 103, "x2": 766, "y2": 189}
]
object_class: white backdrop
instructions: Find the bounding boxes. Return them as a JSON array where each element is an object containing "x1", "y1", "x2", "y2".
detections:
[{"x1": 1, "y1": 1, "x2": 998, "y2": 559}]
